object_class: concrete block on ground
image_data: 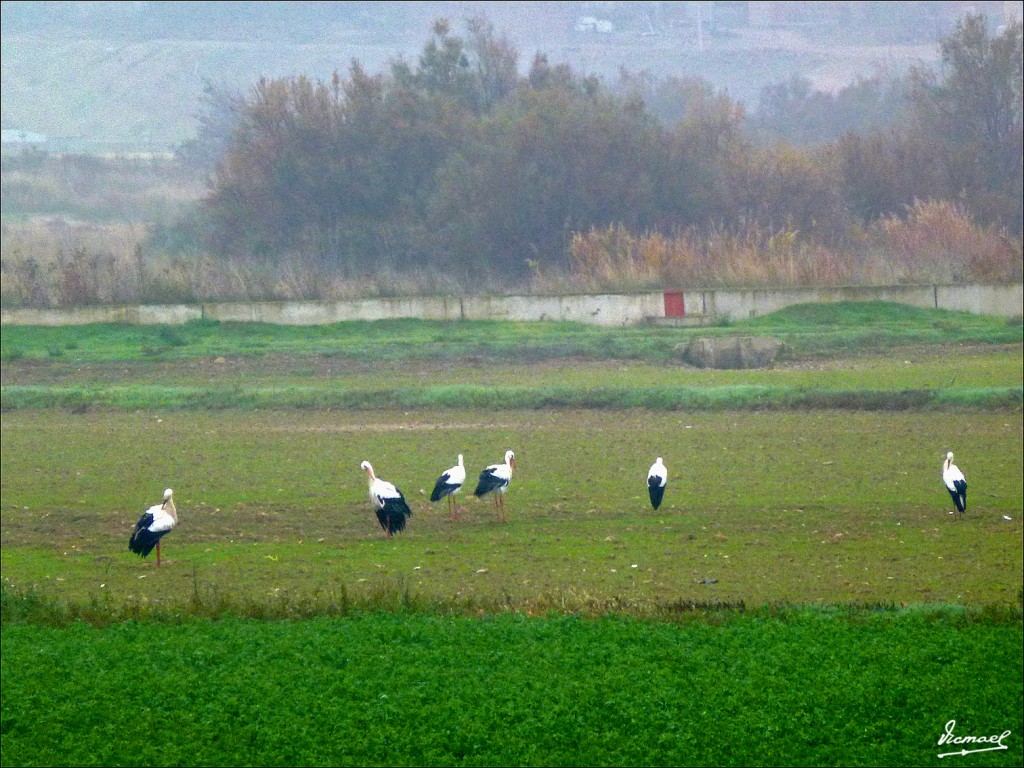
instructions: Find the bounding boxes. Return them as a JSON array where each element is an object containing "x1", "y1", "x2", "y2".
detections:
[{"x1": 680, "y1": 336, "x2": 784, "y2": 369}]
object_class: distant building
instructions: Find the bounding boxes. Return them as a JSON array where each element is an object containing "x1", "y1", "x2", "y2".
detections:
[
  {"x1": 1, "y1": 129, "x2": 47, "y2": 145},
  {"x1": 575, "y1": 15, "x2": 616, "y2": 33},
  {"x1": 570, "y1": 2, "x2": 1016, "y2": 39},
  {"x1": 746, "y1": 0, "x2": 1010, "y2": 29}
]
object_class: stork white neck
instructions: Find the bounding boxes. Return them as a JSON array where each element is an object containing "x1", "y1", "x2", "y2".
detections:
[{"x1": 162, "y1": 489, "x2": 177, "y2": 522}]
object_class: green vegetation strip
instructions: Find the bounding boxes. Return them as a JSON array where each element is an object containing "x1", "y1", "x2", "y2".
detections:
[
  {"x1": 2, "y1": 302, "x2": 1021, "y2": 364},
  {"x1": 2, "y1": 608, "x2": 1021, "y2": 767},
  {"x1": 3, "y1": 383, "x2": 1022, "y2": 411}
]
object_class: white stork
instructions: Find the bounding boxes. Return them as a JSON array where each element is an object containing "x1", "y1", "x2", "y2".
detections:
[
  {"x1": 430, "y1": 454, "x2": 466, "y2": 519},
  {"x1": 647, "y1": 457, "x2": 667, "y2": 510},
  {"x1": 474, "y1": 450, "x2": 515, "y2": 523},
  {"x1": 129, "y1": 488, "x2": 178, "y2": 566},
  {"x1": 361, "y1": 461, "x2": 412, "y2": 538},
  {"x1": 943, "y1": 451, "x2": 968, "y2": 516}
]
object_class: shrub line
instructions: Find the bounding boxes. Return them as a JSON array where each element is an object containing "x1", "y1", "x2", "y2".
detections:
[{"x1": 3, "y1": 582, "x2": 1021, "y2": 629}]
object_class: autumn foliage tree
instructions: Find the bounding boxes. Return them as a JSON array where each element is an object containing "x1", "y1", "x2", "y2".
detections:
[
  {"x1": 198, "y1": 14, "x2": 1022, "y2": 287},
  {"x1": 206, "y1": 19, "x2": 499, "y2": 273},
  {"x1": 840, "y1": 15, "x2": 1022, "y2": 233},
  {"x1": 913, "y1": 14, "x2": 1023, "y2": 231}
]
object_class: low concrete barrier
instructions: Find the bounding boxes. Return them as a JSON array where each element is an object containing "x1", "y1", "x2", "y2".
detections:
[
  {"x1": 199, "y1": 293, "x2": 664, "y2": 326},
  {"x1": 203, "y1": 297, "x2": 462, "y2": 324},
  {"x1": 1, "y1": 284, "x2": 1020, "y2": 327},
  {"x1": 695, "y1": 284, "x2": 1023, "y2": 321},
  {"x1": 0, "y1": 304, "x2": 203, "y2": 326},
  {"x1": 703, "y1": 285, "x2": 940, "y2": 320},
  {"x1": 459, "y1": 293, "x2": 664, "y2": 326},
  {"x1": 935, "y1": 284, "x2": 1023, "y2": 316}
]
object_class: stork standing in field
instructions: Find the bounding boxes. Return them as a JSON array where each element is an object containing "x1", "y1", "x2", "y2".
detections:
[
  {"x1": 474, "y1": 450, "x2": 515, "y2": 523},
  {"x1": 430, "y1": 454, "x2": 466, "y2": 519},
  {"x1": 647, "y1": 458, "x2": 667, "y2": 510},
  {"x1": 943, "y1": 451, "x2": 968, "y2": 516},
  {"x1": 129, "y1": 488, "x2": 178, "y2": 566},
  {"x1": 361, "y1": 461, "x2": 412, "y2": 538}
]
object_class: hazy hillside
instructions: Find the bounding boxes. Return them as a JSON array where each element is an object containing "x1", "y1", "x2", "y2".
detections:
[{"x1": 2, "y1": 1, "x2": 1011, "y2": 154}]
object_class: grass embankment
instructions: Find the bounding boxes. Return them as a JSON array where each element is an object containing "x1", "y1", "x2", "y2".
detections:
[
  {"x1": 3, "y1": 302, "x2": 1021, "y2": 364},
  {"x1": 2, "y1": 609, "x2": 1022, "y2": 767},
  {"x1": 2, "y1": 302, "x2": 1022, "y2": 411}
]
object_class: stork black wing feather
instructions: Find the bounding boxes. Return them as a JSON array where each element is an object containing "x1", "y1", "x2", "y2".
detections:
[
  {"x1": 946, "y1": 483, "x2": 962, "y2": 514},
  {"x1": 474, "y1": 468, "x2": 505, "y2": 497},
  {"x1": 430, "y1": 472, "x2": 456, "y2": 502},
  {"x1": 129, "y1": 512, "x2": 159, "y2": 557},
  {"x1": 648, "y1": 476, "x2": 666, "y2": 510},
  {"x1": 376, "y1": 494, "x2": 412, "y2": 535}
]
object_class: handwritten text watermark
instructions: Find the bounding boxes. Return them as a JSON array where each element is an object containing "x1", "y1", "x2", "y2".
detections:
[{"x1": 937, "y1": 719, "x2": 1011, "y2": 759}]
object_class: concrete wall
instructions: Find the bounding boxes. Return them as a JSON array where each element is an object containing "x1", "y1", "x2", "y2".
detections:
[
  {"x1": 459, "y1": 293, "x2": 664, "y2": 325},
  {"x1": 935, "y1": 283, "x2": 1024, "y2": 316},
  {"x1": 694, "y1": 284, "x2": 1022, "y2": 321},
  {"x1": 203, "y1": 297, "x2": 462, "y2": 324},
  {"x1": 202, "y1": 293, "x2": 665, "y2": 326},
  {"x1": 1, "y1": 292, "x2": 667, "y2": 328},
  {"x1": 0, "y1": 303, "x2": 203, "y2": 326},
  {"x1": 1, "y1": 284, "x2": 1020, "y2": 327}
]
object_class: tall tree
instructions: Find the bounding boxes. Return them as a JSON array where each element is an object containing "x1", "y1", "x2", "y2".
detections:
[
  {"x1": 909, "y1": 14, "x2": 1023, "y2": 231},
  {"x1": 750, "y1": 73, "x2": 907, "y2": 146},
  {"x1": 392, "y1": 16, "x2": 518, "y2": 116},
  {"x1": 175, "y1": 80, "x2": 245, "y2": 171},
  {"x1": 427, "y1": 61, "x2": 666, "y2": 277}
]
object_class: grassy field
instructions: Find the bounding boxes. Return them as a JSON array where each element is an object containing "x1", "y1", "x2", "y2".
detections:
[
  {"x1": 2, "y1": 303, "x2": 1022, "y2": 766},
  {"x1": 1, "y1": 409, "x2": 1022, "y2": 611}
]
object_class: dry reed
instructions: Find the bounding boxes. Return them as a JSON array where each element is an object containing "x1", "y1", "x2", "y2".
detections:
[
  {"x1": 559, "y1": 200, "x2": 1022, "y2": 292},
  {"x1": 1, "y1": 202, "x2": 1020, "y2": 309},
  {"x1": 0, "y1": 219, "x2": 496, "y2": 307}
]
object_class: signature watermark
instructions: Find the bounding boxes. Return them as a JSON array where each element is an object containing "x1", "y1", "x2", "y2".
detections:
[{"x1": 937, "y1": 719, "x2": 1012, "y2": 759}]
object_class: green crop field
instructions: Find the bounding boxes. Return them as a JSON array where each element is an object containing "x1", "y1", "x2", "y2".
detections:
[
  {"x1": 2, "y1": 303, "x2": 1022, "y2": 766},
  {"x1": 3, "y1": 610, "x2": 1020, "y2": 767}
]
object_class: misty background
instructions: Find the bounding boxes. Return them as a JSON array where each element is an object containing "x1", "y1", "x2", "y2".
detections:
[
  {"x1": 1, "y1": 2, "x2": 1021, "y2": 308},
  {"x1": 3, "y1": 1, "x2": 1016, "y2": 153}
]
